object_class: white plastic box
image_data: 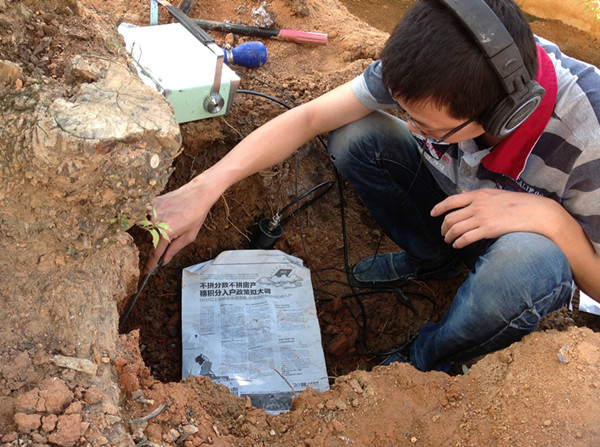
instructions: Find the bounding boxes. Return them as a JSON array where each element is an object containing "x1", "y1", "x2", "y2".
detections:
[{"x1": 118, "y1": 22, "x2": 240, "y2": 123}]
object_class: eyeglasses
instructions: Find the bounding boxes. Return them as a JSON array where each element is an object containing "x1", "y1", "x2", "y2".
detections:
[{"x1": 392, "y1": 98, "x2": 475, "y2": 144}]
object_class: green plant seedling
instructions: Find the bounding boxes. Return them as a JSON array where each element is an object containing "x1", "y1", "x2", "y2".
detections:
[
  {"x1": 111, "y1": 214, "x2": 132, "y2": 230},
  {"x1": 111, "y1": 208, "x2": 172, "y2": 248}
]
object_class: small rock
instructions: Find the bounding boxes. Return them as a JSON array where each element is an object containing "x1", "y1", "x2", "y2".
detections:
[
  {"x1": 48, "y1": 413, "x2": 86, "y2": 446},
  {"x1": 0, "y1": 60, "x2": 23, "y2": 88},
  {"x1": 32, "y1": 350, "x2": 52, "y2": 366},
  {"x1": 41, "y1": 414, "x2": 58, "y2": 433},
  {"x1": 331, "y1": 420, "x2": 344, "y2": 433},
  {"x1": 16, "y1": 388, "x2": 40, "y2": 412},
  {"x1": 83, "y1": 386, "x2": 104, "y2": 404},
  {"x1": 348, "y1": 378, "x2": 363, "y2": 394},
  {"x1": 149, "y1": 154, "x2": 160, "y2": 169},
  {"x1": 165, "y1": 428, "x2": 180, "y2": 442},
  {"x1": 53, "y1": 354, "x2": 98, "y2": 375},
  {"x1": 59, "y1": 344, "x2": 77, "y2": 356},
  {"x1": 40, "y1": 377, "x2": 73, "y2": 414},
  {"x1": 146, "y1": 422, "x2": 163, "y2": 443},
  {"x1": 14, "y1": 412, "x2": 41, "y2": 432},
  {"x1": 64, "y1": 400, "x2": 83, "y2": 415},
  {"x1": 1, "y1": 432, "x2": 18, "y2": 443},
  {"x1": 183, "y1": 425, "x2": 199, "y2": 435},
  {"x1": 31, "y1": 432, "x2": 47, "y2": 443},
  {"x1": 334, "y1": 399, "x2": 347, "y2": 411},
  {"x1": 101, "y1": 402, "x2": 119, "y2": 415}
]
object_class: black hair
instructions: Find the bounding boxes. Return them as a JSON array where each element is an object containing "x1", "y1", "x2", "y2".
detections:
[{"x1": 381, "y1": 0, "x2": 538, "y2": 122}]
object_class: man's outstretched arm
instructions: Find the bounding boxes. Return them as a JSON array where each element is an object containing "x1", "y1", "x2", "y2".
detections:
[{"x1": 144, "y1": 81, "x2": 372, "y2": 272}]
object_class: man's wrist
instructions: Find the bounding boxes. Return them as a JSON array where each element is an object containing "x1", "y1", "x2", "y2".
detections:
[{"x1": 189, "y1": 170, "x2": 230, "y2": 206}]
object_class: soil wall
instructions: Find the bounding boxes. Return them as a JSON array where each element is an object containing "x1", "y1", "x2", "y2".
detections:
[{"x1": 520, "y1": 0, "x2": 600, "y2": 39}]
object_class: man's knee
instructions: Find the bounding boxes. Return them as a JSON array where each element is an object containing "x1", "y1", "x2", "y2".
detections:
[
  {"x1": 328, "y1": 113, "x2": 380, "y2": 165},
  {"x1": 328, "y1": 111, "x2": 410, "y2": 167},
  {"x1": 476, "y1": 232, "x2": 573, "y2": 314}
]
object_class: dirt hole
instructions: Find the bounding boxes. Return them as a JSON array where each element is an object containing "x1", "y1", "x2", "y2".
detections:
[{"x1": 120, "y1": 121, "x2": 455, "y2": 383}]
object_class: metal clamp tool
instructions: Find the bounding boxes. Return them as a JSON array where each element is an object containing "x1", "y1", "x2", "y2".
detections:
[{"x1": 156, "y1": 0, "x2": 225, "y2": 114}]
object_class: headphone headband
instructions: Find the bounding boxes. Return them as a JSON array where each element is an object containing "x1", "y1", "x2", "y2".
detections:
[
  {"x1": 437, "y1": 0, "x2": 545, "y2": 136},
  {"x1": 438, "y1": 0, "x2": 530, "y2": 94}
]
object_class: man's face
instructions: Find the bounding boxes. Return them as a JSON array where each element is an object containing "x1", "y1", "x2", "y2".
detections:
[{"x1": 393, "y1": 96, "x2": 486, "y2": 144}]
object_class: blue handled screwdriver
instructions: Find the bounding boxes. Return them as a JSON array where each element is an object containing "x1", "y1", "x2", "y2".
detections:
[{"x1": 222, "y1": 41, "x2": 267, "y2": 68}]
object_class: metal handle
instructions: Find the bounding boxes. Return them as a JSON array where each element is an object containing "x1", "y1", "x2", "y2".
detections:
[{"x1": 155, "y1": 0, "x2": 225, "y2": 114}]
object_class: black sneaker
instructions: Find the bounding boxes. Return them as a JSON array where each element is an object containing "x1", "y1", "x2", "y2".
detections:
[
  {"x1": 350, "y1": 252, "x2": 464, "y2": 289},
  {"x1": 380, "y1": 351, "x2": 410, "y2": 366}
]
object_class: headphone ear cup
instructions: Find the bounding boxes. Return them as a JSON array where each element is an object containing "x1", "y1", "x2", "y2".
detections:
[{"x1": 482, "y1": 81, "x2": 546, "y2": 137}]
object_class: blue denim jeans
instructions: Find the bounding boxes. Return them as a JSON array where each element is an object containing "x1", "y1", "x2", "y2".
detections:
[{"x1": 328, "y1": 111, "x2": 575, "y2": 371}]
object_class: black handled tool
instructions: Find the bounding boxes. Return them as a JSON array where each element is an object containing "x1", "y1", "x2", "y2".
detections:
[
  {"x1": 191, "y1": 18, "x2": 328, "y2": 46},
  {"x1": 119, "y1": 258, "x2": 163, "y2": 332}
]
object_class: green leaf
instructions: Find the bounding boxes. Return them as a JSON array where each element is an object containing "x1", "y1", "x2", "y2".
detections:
[
  {"x1": 158, "y1": 227, "x2": 171, "y2": 242},
  {"x1": 150, "y1": 228, "x2": 160, "y2": 248},
  {"x1": 156, "y1": 221, "x2": 172, "y2": 231},
  {"x1": 136, "y1": 217, "x2": 153, "y2": 229}
]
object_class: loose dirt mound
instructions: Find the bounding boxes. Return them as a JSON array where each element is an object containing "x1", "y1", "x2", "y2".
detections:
[{"x1": 1, "y1": 0, "x2": 599, "y2": 446}]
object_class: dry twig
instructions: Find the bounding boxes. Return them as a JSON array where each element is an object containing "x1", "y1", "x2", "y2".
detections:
[{"x1": 273, "y1": 368, "x2": 297, "y2": 396}]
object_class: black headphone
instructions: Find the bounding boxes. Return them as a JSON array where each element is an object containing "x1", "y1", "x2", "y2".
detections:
[{"x1": 438, "y1": 0, "x2": 546, "y2": 137}]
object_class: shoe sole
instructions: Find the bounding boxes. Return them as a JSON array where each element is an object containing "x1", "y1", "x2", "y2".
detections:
[{"x1": 348, "y1": 261, "x2": 464, "y2": 290}]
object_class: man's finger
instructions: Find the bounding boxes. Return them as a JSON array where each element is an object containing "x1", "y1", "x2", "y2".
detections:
[
  {"x1": 144, "y1": 237, "x2": 170, "y2": 274},
  {"x1": 431, "y1": 192, "x2": 472, "y2": 217},
  {"x1": 161, "y1": 236, "x2": 191, "y2": 266}
]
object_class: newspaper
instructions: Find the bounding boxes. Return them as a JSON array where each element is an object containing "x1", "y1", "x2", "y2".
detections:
[
  {"x1": 579, "y1": 291, "x2": 600, "y2": 316},
  {"x1": 181, "y1": 249, "x2": 329, "y2": 414}
]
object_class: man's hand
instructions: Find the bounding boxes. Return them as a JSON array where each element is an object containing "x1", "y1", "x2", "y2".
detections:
[
  {"x1": 430, "y1": 189, "x2": 558, "y2": 249},
  {"x1": 143, "y1": 178, "x2": 215, "y2": 273},
  {"x1": 432, "y1": 188, "x2": 600, "y2": 301}
]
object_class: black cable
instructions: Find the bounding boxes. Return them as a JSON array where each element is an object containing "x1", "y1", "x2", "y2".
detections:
[
  {"x1": 237, "y1": 89, "x2": 292, "y2": 110},
  {"x1": 279, "y1": 179, "x2": 334, "y2": 226},
  {"x1": 235, "y1": 85, "x2": 328, "y2": 149},
  {"x1": 236, "y1": 71, "x2": 298, "y2": 108},
  {"x1": 235, "y1": 77, "x2": 438, "y2": 360}
]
